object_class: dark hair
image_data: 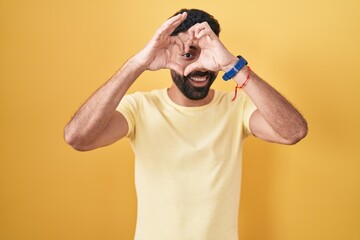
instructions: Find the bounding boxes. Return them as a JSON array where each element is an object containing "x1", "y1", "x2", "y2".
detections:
[{"x1": 170, "y1": 9, "x2": 221, "y2": 37}]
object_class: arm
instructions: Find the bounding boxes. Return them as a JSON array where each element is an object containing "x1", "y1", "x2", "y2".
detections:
[
  {"x1": 183, "y1": 22, "x2": 307, "y2": 145},
  {"x1": 233, "y1": 68, "x2": 308, "y2": 144},
  {"x1": 64, "y1": 12, "x2": 188, "y2": 151},
  {"x1": 63, "y1": 59, "x2": 144, "y2": 151}
]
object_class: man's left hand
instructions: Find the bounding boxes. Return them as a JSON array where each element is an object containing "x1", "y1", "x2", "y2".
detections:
[{"x1": 183, "y1": 22, "x2": 238, "y2": 76}]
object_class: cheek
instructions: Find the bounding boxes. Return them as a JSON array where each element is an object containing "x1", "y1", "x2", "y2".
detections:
[
  {"x1": 171, "y1": 70, "x2": 184, "y2": 83},
  {"x1": 178, "y1": 57, "x2": 200, "y2": 70},
  {"x1": 170, "y1": 53, "x2": 185, "y2": 67}
]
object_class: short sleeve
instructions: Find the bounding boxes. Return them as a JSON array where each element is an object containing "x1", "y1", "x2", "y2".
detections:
[
  {"x1": 242, "y1": 93, "x2": 257, "y2": 137},
  {"x1": 116, "y1": 94, "x2": 138, "y2": 139}
]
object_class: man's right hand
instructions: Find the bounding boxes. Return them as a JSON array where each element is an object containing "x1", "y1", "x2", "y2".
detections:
[
  {"x1": 133, "y1": 12, "x2": 188, "y2": 75},
  {"x1": 65, "y1": 12, "x2": 189, "y2": 151}
]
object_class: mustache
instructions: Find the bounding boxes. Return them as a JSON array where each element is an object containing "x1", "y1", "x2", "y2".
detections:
[{"x1": 186, "y1": 71, "x2": 214, "y2": 78}]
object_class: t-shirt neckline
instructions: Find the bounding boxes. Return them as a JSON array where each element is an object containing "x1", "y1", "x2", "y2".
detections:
[{"x1": 162, "y1": 88, "x2": 218, "y2": 111}]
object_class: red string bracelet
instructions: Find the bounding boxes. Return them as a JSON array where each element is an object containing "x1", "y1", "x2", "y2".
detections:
[{"x1": 231, "y1": 66, "x2": 251, "y2": 101}]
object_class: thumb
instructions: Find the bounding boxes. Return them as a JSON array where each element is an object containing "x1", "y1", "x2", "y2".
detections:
[{"x1": 184, "y1": 61, "x2": 202, "y2": 76}]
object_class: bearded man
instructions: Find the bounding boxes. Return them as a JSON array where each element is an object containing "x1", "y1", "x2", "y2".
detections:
[{"x1": 64, "y1": 9, "x2": 307, "y2": 240}]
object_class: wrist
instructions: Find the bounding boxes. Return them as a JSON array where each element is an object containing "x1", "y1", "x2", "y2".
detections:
[
  {"x1": 129, "y1": 54, "x2": 149, "y2": 72},
  {"x1": 230, "y1": 65, "x2": 252, "y2": 101},
  {"x1": 221, "y1": 56, "x2": 239, "y2": 72},
  {"x1": 222, "y1": 56, "x2": 248, "y2": 81},
  {"x1": 233, "y1": 66, "x2": 250, "y2": 85}
]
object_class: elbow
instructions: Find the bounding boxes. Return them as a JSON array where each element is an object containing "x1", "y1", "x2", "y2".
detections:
[
  {"x1": 63, "y1": 127, "x2": 91, "y2": 152},
  {"x1": 285, "y1": 121, "x2": 308, "y2": 145}
]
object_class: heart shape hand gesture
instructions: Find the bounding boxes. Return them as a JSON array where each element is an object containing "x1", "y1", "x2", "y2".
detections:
[
  {"x1": 133, "y1": 12, "x2": 237, "y2": 76},
  {"x1": 183, "y1": 22, "x2": 237, "y2": 76}
]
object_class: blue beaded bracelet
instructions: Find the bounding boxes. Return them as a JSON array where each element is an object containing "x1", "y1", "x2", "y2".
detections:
[{"x1": 222, "y1": 56, "x2": 248, "y2": 81}]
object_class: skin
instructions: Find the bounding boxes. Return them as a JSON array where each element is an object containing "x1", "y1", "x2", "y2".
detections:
[{"x1": 64, "y1": 12, "x2": 307, "y2": 151}]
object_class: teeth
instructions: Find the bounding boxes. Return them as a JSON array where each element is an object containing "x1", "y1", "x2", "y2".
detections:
[{"x1": 190, "y1": 76, "x2": 208, "y2": 82}]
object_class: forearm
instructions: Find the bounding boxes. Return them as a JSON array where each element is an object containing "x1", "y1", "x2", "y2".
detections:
[
  {"x1": 64, "y1": 57, "x2": 145, "y2": 148},
  {"x1": 234, "y1": 68, "x2": 308, "y2": 143}
]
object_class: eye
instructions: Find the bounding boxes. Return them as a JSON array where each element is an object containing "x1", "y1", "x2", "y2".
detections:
[{"x1": 182, "y1": 52, "x2": 194, "y2": 59}]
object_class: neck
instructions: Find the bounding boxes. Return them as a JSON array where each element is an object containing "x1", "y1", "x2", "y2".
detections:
[{"x1": 167, "y1": 84, "x2": 214, "y2": 107}]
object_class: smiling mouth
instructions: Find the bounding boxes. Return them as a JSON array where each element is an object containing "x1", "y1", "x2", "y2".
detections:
[{"x1": 189, "y1": 75, "x2": 209, "y2": 82}]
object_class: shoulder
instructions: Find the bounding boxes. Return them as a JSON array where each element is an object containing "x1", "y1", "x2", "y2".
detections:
[
  {"x1": 122, "y1": 88, "x2": 163, "y2": 100},
  {"x1": 120, "y1": 88, "x2": 166, "y2": 108},
  {"x1": 212, "y1": 90, "x2": 250, "y2": 107}
]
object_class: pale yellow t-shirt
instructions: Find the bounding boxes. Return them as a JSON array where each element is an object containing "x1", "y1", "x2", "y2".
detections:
[{"x1": 117, "y1": 88, "x2": 256, "y2": 240}]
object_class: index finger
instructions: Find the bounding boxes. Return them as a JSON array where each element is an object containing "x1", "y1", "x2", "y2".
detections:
[{"x1": 157, "y1": 12, "x2": 187, "y2": 36}]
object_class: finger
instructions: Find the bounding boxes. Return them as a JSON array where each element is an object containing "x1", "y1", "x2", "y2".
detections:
[
  {"x1": 188, "y1": 22, "x2": 215, "y2": 40},
  {"x1": 171, "y1": 12, "x2": 187, "y2": 27},
  {"x1": 195, "y1": 25, "x2": 215, "y2": 39},
  {"x1": 187, "y1": 23, "x2": 199, "y2": 40},
  {"x1": 170, "y1": 36, "x2": 185, "y2": 53},
  {"x1": 152, "y1": 15, "x2": 187, "y2": 44},
  {"x1": 159, "y1": 12, "x2": 187, "y2": 37},
  {"x1": 188, "y1": 22, "x2": 206, "y2": 37},
  {"x1": 184, "y1": 61, "x2": 203, "y2": 76},
  {"x1": 163, "y1": 12, "x2": 185, "y2": 29},
  {"x1": 184, "y1": 39, "x2": 193, "y2": 53}
]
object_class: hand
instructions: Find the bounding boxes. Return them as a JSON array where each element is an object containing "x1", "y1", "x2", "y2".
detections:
[
  {"x1": 184, "y1": 22, "x2": 238, "y2": 76},
  {"x1": 133, "y1": 12, "x2": 188, "y2": 74}
]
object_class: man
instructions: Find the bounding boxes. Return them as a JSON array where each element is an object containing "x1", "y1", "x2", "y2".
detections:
[{"x1": 64, "y1": 9, "x2": 307, "y2": 240}]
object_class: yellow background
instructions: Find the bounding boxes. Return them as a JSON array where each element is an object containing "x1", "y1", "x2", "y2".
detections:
[{"x1": 1, "y1": 0, "x2": 359, "y2": 239}]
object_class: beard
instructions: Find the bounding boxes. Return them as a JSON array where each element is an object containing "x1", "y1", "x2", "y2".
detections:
[{"x1": 170, "y1": 70, "x2": 218, "y2": 100}]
